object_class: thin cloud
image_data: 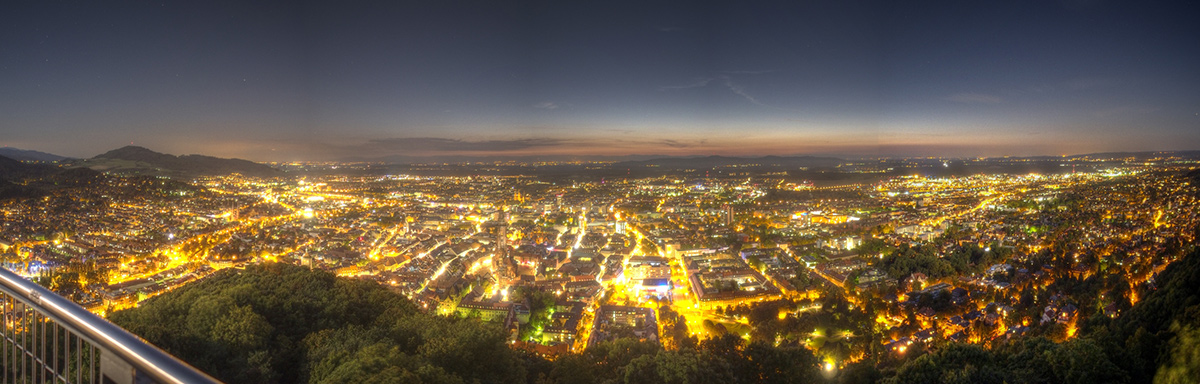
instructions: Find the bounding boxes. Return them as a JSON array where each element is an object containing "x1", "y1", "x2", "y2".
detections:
[
  {"x1": 365, "y1": 137, "x2": 565, "y2": 152},
  {"x1": 720, "y1": 76, "x2": 764, "y2": 106},
  {"x1": 660, "y1": 139, "x2": 691, "y2": 148},
  {"x1": 660, "y1": 75, "x2": 766, "y2": 106},
  {"x1": 1092, "y1": 105, "x2": 1159, "y2": 118},
  {"x1": 946, "y1": 93, "x2": 1004, "y2": 104},
  {"x1": 658, "y1": 139, "x2": 708, "y2": 148},
  {"x1": 1021, "y1": 77, "x2": 1120, "y2": 95},
  {"x1": 533, "y1": 101, "x2": 559, "y2": 109},
  {"x1": 659, "y1": 78, "x2": 714, "y2": 91},
  {"x1": 323, "y1": 136, "x2": 728, "y2": 159},
  {"x1": 720, "y1": 70, "x2": 774, "y2": 75}
]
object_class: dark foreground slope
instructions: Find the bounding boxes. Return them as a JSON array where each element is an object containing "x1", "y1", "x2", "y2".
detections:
[
  {"x1": 109, "y1": 264, "x2": 527, "y2": 383},
  {"x1": 0, "y1": 154, "x2": 105, "y2": 200},
  {"x1": 880, "y1": 245, "x2": 1200, "y2": 384},
  {"x1": 112, "y1": 246, "x2": 1200, "y2": 384},
  {"x1": 110, "y1": 264, "x2": 824, "y2": 384}
]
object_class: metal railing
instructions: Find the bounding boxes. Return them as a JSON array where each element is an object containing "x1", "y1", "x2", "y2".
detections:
[{"x1": 0, "y1": 268, "x2": 220, "y2": 384}]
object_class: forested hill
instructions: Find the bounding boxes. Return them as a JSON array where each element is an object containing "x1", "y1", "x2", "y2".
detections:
[
  {"x1": 108, "y1": 263, "x2": 825, "y2": 384},
  {"x1": 1098, "y1": 240, "x2": 1200, "y2": 382},
  {"x1": 110, "y1": 247, "x2": 1200, "y2": 383},
  {"x1": 881, "y1": 245, "x2": 1200, "y2": 384},
  {"x1": 79, "y1": 146, "x2": 282, "y2": 178},
  {"x1": 107, "y1": 263, "x2": 528, "y2": 383},
  {"x1": 0, "y1": 155, "x2": 104, "y2": 200}
]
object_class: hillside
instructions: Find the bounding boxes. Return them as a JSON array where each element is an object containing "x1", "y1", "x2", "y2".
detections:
[
  {"x1": 880, "y1": 246, "x2": 1200, "y2": 384},
  {"x1": 111, "y1": 263, "x2": 825, "y2": 384},
  {"x1": 1096, "y1": 243, "x2": 1200, "y2": 382},
  {"x1": 107, "y1": 263, "x2": 527, "y2": 383},
  {"x1": 109, "y1": 245, "x2": 1200, "y2": 384},
  {"x1": 78, "y1": 146, "x2": 281, "y2": 178},
  {"x1": 0, "y1": 154, "x2": 57, "y2": 180},
  {"x1": 0, "y1": 179, "x2": 41, "y2": 200},
  {"x1": 0, "y1": 155, "x2": 103, "y2": 200},
  {"x1": 0, "y1": 147, "x2": 70, "y2": 162}
]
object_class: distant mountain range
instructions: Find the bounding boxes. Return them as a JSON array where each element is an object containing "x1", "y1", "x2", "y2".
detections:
[
  {"x1": 5, "y1": 145, "x2": 1199, "y2": 174},
  {"x1": 342, "y1": 150, "x2": 1200, "y2": 166},
  {"x1": 617, "y1": 155, "x2": 845, "y2": 169},
  {"x1": 1066, "y1": 150, "x2": 1200, "y2": 159},
  {"x1": 338, "y1": 153, "x2": 846, "y2": 168},
  {"x1": 0, "y1": 147, "x2": 71, "y2": 162},
  {"x1": 74, "y1": 146, "x2": 282, "y2": 178},
  {"x1": 340, "y1": 153, "x2": 671, "y2": 164},
  {"x1": 1, "y1": 145, "x2": 284, "y2": 179}
]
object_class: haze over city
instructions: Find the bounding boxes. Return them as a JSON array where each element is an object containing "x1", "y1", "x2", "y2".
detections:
[
  {"x1": 7, "y1": 2, "x2": 1200, "y2": 383},
  {"x1": 2, "y1": 0, "x2": 1198, "y2": 161}
]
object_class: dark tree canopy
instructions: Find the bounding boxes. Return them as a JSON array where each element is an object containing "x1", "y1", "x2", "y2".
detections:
[{"x1": 108, "y1": 245, "x2": 1200, "y2": 384}]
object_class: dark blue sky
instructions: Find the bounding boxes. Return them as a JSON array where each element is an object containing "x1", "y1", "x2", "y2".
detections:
[{"x1": 1, "y1": 0, "x2": 1198, "y2": 160}]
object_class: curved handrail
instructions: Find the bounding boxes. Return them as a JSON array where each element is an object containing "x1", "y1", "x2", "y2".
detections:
[{"x1": 0, "y1": 267, "x2": 221, "y2": 384}]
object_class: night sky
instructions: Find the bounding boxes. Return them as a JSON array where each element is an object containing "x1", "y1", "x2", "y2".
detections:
[{"x1": 2, "y1": 1, "x2": 1198, "y2": 161}]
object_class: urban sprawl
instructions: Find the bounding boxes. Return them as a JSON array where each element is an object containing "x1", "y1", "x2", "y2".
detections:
[{"x1": 2, "y1": 158, "x2": 1197, "y2": 369}]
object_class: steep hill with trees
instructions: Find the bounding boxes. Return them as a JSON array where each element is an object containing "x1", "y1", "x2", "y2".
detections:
[
  {"x1": 110, "y1": 264, "x2": 823, "y2": 384},
  {"x1": 880, "y1": 245, "x2": 1200, "y2": 384},
  {"x1": 110, "y1": 246, "x2": 1200, "y2": 383},
  {"x1": 108, "y1": 263, "x2": 531, "y2": 383}
]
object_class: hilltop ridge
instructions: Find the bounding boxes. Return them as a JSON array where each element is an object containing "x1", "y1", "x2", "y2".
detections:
[
  {"x1": 77, "y1": 146, "x2": 281, "y2": 178},
  {"x1": 0, "y1": 147, "x2": 71, "y2": 162}
]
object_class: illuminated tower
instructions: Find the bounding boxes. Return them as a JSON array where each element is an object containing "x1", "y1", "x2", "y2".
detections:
[
  {"x1": 497, "y1": 209, "x2": 508, "y2": 252},
  {"x1": 494, "y1": 208, "x2": 515, "y2": 279},
  {"x1": 723, "y1": 204, "x2": 734, "y2": 226}
]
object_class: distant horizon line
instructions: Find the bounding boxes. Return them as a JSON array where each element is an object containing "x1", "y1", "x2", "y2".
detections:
[{"x1": 5, "y1": 145, "x2": 1200, "y2": 164}]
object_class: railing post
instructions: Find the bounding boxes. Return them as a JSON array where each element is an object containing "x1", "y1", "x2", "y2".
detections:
[
  {"x1": 101, "y1": 347, "x2": 133, "y2": 384},
  {"x1": 0, "y1": 268, "x2": 221, "y2": 384}
]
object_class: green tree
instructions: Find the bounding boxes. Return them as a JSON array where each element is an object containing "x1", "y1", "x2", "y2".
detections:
[
  {"x1": 620, "y1": 349, "x2": 733, "y2": 384},
  {"x1": 1153, "y1": 322, "x2": 1200, "y2": 384},
  {"x1": 1048, "y1": 339, "x2": 1128, "y2": 384}
]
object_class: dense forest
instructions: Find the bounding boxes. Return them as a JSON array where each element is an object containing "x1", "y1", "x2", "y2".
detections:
[{"x1": 111, "y1": 247, "x2": 1200, "y2": 383}]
